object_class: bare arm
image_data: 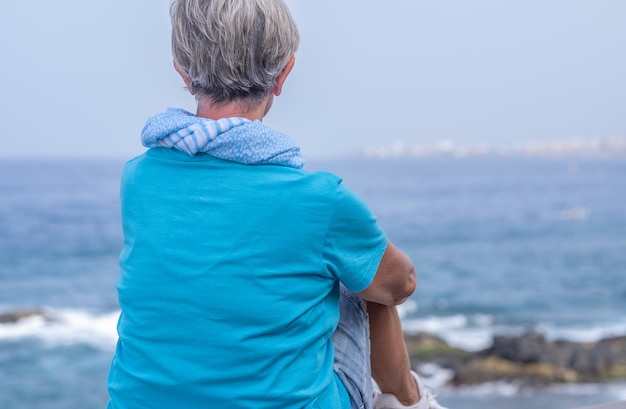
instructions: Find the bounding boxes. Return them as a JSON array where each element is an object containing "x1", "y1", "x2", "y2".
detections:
[
  {"x1": 362, "y1": 243, "x2": 421, "y2": 403},
  {"x1": 358, "y1": 241, "x2": 416, "y2": 306}
]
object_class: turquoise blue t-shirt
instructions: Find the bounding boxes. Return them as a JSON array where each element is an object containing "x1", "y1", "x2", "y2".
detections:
[{"x1": 107, "y1": 148, "x2": 387, "y2": 408}]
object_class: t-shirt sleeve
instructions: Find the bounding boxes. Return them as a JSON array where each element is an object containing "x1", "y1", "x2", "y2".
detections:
[{"x1": 322, "y1": 182, "x2": 388, "y2": 293}]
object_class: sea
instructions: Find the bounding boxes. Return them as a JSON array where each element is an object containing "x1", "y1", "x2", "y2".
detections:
[{"x1": 1, "y1": 155, "x2": 625, "y2": 409}]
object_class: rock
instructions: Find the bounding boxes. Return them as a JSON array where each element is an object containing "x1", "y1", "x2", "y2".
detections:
[
  {"x1": 486, "y1": 331, "x2": 548, "y2": 363},
  {"x1": 552, "y1": 340, "x2": 591, "y2": 370},
  {"x1": 405, "y1": 330, "x2": 626, "y2": 386},
  {"x1": 588, "y1": 336, "x2": 626, "y2": 378},
  {"x1": 481, "y1": 331, "x2": 626, "y2": 381},
  {"x1": 0, "y1": 309, "x2": 51, "y2": 323},
  {"x1": 404, "y1": 332, "x2": 472, "y2": 372},
  {"x1": 452, "y1": 356, "x2": 579, "y2": 385}
]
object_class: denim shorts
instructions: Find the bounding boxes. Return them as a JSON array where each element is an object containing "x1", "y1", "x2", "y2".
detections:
[{"x1": 332, "y1": 284, "x2": 373, "y2": 409}]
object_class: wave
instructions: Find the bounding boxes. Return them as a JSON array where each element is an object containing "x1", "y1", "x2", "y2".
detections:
[
  {"x1": 3, "y1": 307, "x2": 626, "y2": 359},
  {"x1": 403, "y1": 314, "x2": 626, "y2": 352},
  {"x1": 417, "y1": 362, "x2": 455, "y2": 389},
  {"x1": 403, "y1": 313, "x2": 503, "y2": 351},
  {"x1": 447, "y1": 381, "x2": 523, "y2": 397},
  {"x1": 0, "y1": 308, "x2": 119, "y2": 350}
]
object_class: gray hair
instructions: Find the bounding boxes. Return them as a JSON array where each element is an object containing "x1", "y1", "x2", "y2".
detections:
[{"x1": 171, "y1": 0, "x2": 299, "y2": 106}]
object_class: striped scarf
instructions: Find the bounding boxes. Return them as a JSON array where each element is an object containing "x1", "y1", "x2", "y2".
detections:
[{"x1": 141, "y1": 108, "x2": 305, "y2": 168}]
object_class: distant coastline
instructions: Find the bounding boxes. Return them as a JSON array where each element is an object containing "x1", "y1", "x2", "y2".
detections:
[{"x1": 362, "y1": 136, "x2": 626, "y2": 159}]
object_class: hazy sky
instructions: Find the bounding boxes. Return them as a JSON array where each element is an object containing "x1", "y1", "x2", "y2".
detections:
[{"x1": 1, "y1": 1, "x2": 625, "y2": 159}]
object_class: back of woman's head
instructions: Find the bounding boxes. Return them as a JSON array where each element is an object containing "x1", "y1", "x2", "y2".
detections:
[{"x1": 171, "y1": 0, "x2": 299, "y2": 107}]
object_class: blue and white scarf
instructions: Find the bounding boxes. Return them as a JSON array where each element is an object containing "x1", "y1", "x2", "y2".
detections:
[{"x1": 141, "y1": 108, "x2": 305, "y2": 169}]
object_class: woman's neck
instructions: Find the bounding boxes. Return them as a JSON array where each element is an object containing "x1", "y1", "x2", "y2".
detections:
[{"x1": 195, "y1": 95, "x2": 273, "y2": 122}]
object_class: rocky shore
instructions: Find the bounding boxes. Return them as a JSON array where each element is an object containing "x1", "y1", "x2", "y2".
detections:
[
  {"x1": 406, "y1": 331, "x2": 626, "y2": 386},
  {"x1": 3, "y1": 309, "x2": 625, "y2": 387}
]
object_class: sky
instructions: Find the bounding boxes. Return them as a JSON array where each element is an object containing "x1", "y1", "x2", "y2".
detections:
[{"x1": 1, "y1": 0, "x2": 625, "y2": 159}]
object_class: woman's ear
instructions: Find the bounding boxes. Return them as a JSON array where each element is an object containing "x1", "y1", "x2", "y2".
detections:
[
  {"x1": 272, "y1": 55, "x2": 295, "y2": 97},
  {"x1": 173, "y1": 60, "x2": 195, "y2": 95}
]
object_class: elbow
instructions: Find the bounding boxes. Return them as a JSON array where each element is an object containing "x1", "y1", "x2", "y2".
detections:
[{"x1": 392, "y1": 266, "x2": 416, "y2": 305}]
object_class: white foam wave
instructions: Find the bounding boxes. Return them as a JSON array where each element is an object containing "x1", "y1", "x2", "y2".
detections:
[
  {"x1": 453, "y1": 381, "x2": 522, "y2": 397},
  {"x1": 0, "y1": 308, "x2": 119, "y2": 350},
  {"x1": 402, "y1": 315, "x2": 626, "y2": 352},
  {"x1": 3, "y1": 308, "x2": 626, "y2": 360},
  {"x1": 538, "y1": 322, "x2": 626, "y2": 344},
  {"x1": 397, "y1": 299, "x2": 418, "y2": 319},
  {"x1": 417, "y1": 363, "x2": 455, "y2": 389},
  {"x1": 403, "y1": 314, "x2": 508, "y2": 351}
]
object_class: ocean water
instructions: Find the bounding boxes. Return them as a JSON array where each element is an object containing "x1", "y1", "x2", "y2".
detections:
[{"x1": 1, "y1": 156, "x2": 625, "y2": 408}]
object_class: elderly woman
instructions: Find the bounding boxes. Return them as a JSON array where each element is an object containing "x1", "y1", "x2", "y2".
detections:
[{"x1": 106, "y1": 1, "x2": 446, "y2": 409}]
